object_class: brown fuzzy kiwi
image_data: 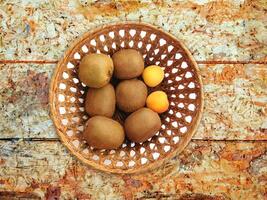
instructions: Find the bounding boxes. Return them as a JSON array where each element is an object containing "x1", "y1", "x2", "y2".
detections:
[
  {"x1": 116, "y1": 79, "x2": 147, "y2": 113},
  {"x1": 112, "y1": 49, "x2": 144, "y2": 79},
  {"x1": 124, "y1": 108, "x2": 161, "y2": 143},
  {"x1": 85, "y1": 83, "x2": 115, "y2": 117},
  {"x1": 83, "y1": 116, "x2": 125, "y2": 149},
  {"x1": 78, "y1": 53, "x2": 113, "y2": 88}
]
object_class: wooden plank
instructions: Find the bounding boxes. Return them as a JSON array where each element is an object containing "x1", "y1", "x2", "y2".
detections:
[
  {"x1": 0, "y1": 0, "x2": 266, "y2": 62},
  {"x1": 0, "y1": 63, "x2": 266, "y2": 140},
  {"x1": 196, "y1": 63, "x2": 267, "y2": 140},
  {"x1": 0, "y1": 140, "x2": 266, "y2": 199},
  {"x1": 0, "y1": 64, "x2": 56, "y2": 139}
]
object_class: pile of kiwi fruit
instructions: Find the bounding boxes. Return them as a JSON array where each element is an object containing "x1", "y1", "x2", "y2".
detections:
[{"x1": 78, "y1": 49, "x2": 166, "y2": 149}]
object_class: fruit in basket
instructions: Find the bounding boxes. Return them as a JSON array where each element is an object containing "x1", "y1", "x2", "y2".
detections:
[
  {"x1": 83, "y1": 116, "x2": 125, "y2": 149},
  {"x1": 78, "y1": 53, "x2": 113, "y2": 88},
  {"x1": 112, "y1": 49, "x2": 144, "y2": 79},
  {"x1": 85, "y1": 83, "x2": 115, "y2": 117},
  {"x1": 146, "y1": 91, "x2": 169, "y2": 113},
  {"x1": 142, "y1": 65, "x2": 164, "y2": 87},
  {"x1": 116, "y1": 79, "x2": 147, "y2": 113},
  {"x1": 124, "y1": 108, "x2": 161, "y2": 143}
]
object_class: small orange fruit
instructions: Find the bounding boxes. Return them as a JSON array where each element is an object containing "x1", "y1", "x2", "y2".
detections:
[
  {"x1": 142, "y1": 65, "x2": 164, "y2": 87},
  {"x1": 146, "y1": 91, "x2": 169, "y2": 113}
]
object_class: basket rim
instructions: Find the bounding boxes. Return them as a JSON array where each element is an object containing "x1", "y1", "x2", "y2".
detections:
[{"x1": 49, "y1": 21, "x2": 204, "y2": 174}]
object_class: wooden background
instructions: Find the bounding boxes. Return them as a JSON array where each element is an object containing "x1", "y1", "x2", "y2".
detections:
[{"x1": 0, "y1": 0, "x2": 266, "y2": 199}]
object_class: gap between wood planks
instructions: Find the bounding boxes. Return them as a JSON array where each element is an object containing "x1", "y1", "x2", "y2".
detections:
[
  {"x1": 0, "y1": 138, "x2": 266, "y2": 142},
  {"x1": 0, "y1": 60, "x2": 267, "y2": 65}
]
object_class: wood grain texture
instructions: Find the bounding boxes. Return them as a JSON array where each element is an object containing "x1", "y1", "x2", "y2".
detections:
[
  {"x1": 197, "y1": 63, "x2": 267, "y2": 140},
  {"x1": 0, "y1": 64, "x2": 55, "y2": 139},
  {"x1": 0, "y1": 63, "x2": 266, "y2": 140},
  {"x1": 0, "y1": 0, "x2": 266, "y2": 61},
  {"x1": 0, "y1": 140, "x2": 266, "y2": 199}
]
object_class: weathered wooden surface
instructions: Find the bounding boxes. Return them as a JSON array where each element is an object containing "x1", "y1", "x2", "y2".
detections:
[
  {"x1": 0, "y1": 64, "x2": 55, "y2": 139},
  {"x1": 0, "y1": 0, "x2": 267, "y2": 61},
  {"x1": 0, "y1": 140, "x2": 266, "y2": 199},
  {"x1": 198, "y1": 63, "x2": 267, "y2": 140},
  {"x1": 0, "y1": 63, "x2": 266, "y2": 140},
  {"x1": 1, "y1": 0, "x2": 267, "y2": 199}
]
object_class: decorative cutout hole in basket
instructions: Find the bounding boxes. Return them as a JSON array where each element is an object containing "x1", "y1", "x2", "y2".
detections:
[{"x1": 49, "y1": 22, "x2": 203, "y2": 174}]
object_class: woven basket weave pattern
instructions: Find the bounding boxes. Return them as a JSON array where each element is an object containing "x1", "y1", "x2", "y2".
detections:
[{"x1": 49, "y1": 22, "x2": 203, "y2": 174}]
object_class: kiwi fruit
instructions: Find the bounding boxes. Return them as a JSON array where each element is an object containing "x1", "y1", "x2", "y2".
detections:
[
  {"x1": 116, "y1": 79, "x2": 147, "y2": 113},
  {"x1": 112, "y1": 49, "x2": 144, "y2": 79},
  {"x1": 78, "y1": 53, "x2": 113, "y2": 88},
  {"x1": 124, "y1": 108, "x2": 161, "y2": 143},
  {"x1": 85, "y1": 83, "x2": 115, "y2": 117},
  {"x1": 83, "y1": 116, "x2": 125, "y2": 149}
]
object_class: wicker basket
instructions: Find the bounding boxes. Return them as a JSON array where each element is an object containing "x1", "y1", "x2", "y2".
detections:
[{"x1": 49, "y1": 22, "x2": 203, "y2": 174}]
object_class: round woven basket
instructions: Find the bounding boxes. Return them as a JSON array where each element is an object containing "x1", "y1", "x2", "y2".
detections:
[{"x1": 49, "y1": 22, "x2": 203, "y2": 174}]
